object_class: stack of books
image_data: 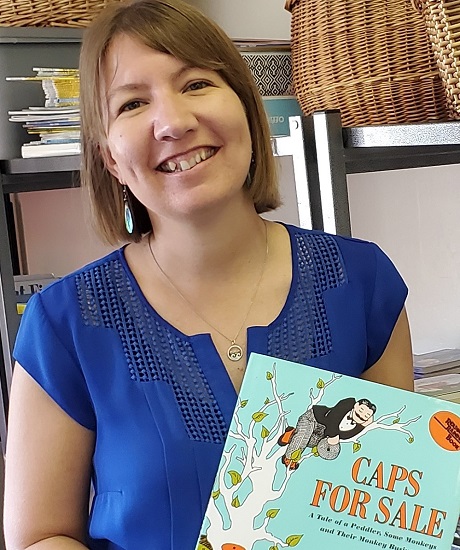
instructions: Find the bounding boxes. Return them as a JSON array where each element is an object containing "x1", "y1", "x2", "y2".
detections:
[
  {"x1": 413, "y1": 348, "x2": 460, "y2": 378},
  {"x1": 6, "y1": 67, "x2": 80, "y2": 158},
  {"x1": 415, "y1": 373, "x2": 460, "y2": 404},
  {"x1": 413, "y1": 348, "x2": 460, "y2": 404},
  {"x1": 14, "y1": 273, "x2": 60, "y2": 314}
]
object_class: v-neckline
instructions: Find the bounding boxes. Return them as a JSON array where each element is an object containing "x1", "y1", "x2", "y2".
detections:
[{"x1": 118, "y1": 222, "x2": 299, "y2": 399}]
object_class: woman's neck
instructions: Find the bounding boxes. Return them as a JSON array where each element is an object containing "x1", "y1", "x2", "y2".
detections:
[{"x1": 146, "y1": 205, "x2": 267, "y2": 281}]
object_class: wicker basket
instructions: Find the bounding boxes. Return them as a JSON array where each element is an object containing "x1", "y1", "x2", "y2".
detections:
[
  {"x1": 0, "y1": 0, "x2": 120, "y2": 27},
  {"x1": 286, "y1": 0, "x2": 450, "y2": 126},
  {"x1": 417, "y1": 0, "x2": 460, "y2": 119}
]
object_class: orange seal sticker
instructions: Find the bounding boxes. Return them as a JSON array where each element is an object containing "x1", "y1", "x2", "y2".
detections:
[{"x1": 429, "y1": 411, "x2": 460, "y2": 451}]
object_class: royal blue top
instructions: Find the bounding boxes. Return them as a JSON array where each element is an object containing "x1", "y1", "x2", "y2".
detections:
[{"x1": 13, "y1": 224, "x2": 407, "y2": 550}]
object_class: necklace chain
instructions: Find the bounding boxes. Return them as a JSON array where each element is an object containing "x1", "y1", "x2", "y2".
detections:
[{"x1": 147, "y1": 221, "x2": 269, "y2": 361}]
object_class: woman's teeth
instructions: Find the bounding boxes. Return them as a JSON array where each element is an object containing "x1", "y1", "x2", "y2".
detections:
[{"x1": 159, "y1": 148, "x2": 215, "y2": 173}]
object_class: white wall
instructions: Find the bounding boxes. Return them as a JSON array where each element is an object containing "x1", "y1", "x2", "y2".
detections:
[
  {"x1": 348, "y1": 166, "x2": 460, "y2": 354},
  {"x1": 186, "y1": 0, "x2": 291, "y2": 40}
]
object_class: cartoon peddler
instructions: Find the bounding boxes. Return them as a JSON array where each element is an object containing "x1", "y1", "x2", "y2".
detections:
[{"x1": 278, "y1": 397, "x2": 376, "y2": 467}]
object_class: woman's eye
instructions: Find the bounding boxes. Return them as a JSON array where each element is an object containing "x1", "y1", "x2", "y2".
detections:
[
  {"x1": 186, "y1": 81, "x2": 209, "y2": 92},
  {"x1": 121, "y1": 100, "x2": 143, "y2": 112}
]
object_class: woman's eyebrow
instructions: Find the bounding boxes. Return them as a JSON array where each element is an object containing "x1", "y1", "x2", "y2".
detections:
[
  {"x1": 106, "y1": 64, "x2": 203, "y2": 102},
  {"x1": 106, "y1": 82, "x2": 149, "y2": 102}
]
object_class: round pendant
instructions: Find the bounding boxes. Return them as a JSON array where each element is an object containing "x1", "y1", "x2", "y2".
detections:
[{"x1": 227, "y1": 343, "x2": 243, "y2": 362}]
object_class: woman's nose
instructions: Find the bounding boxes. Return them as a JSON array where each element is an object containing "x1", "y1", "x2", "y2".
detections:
[{"x1": 152, "y1": 95, "x2": 198, "y2": 141}]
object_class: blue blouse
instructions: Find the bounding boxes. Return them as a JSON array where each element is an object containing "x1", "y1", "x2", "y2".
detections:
[{"x1": 13, "y1": 224, "x2": 407, "y2": 550}]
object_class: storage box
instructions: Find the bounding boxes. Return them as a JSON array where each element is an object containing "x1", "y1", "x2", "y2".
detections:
[
  {"x1": 0, "y1": 28, "x2": 82, "y2": 160},
  {"x1": 241, "y1": 50, "x2": 292, "y2": 97}
]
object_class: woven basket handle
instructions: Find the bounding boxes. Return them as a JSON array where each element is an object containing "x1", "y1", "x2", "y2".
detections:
[{"x1": 284, "y1": 0, "x2": 298, "y2": 12}]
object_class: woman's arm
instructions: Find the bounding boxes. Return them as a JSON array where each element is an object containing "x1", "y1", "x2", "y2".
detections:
[
  {"x1": 4, "y1": 364, "x2": 95, "y2": 549},
  {"x1": 361, "y1": 307, "x2": 414, "y2": 391}
]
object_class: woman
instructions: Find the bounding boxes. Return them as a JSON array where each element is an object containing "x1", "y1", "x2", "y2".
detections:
[{"x1": 3, "y1": 0, "x2": 414, "y2": 548}]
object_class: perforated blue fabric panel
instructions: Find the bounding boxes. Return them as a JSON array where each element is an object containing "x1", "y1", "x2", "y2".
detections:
[
  {"x1": 267, "y1": 231, "x2": 346, "y2": 362},
  {"x1": 76, "y1": 261, "x2": 228, "y2": 444}
]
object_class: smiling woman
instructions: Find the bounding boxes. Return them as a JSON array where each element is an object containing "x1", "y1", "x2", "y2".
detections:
[
  {"x1": 3, "y1": 1, "x2": 414, "y2": 549},
  {"x1": 79, "y1": 0, "x2": 279, "y2": 244}
]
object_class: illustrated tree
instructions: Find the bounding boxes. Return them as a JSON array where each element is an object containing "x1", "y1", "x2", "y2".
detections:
[{"x1": 200, "y1": 363, "x2": 421, "y2": 550}]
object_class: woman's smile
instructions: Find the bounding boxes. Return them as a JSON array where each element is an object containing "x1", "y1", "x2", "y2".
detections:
[{"x1": 156, "y1": 146, "x2": 218, "y2": 173}]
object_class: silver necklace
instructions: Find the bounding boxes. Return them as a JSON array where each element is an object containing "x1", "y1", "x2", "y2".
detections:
[{"x1": 147, "y1": 221, "x2": 269, "y2": 362}]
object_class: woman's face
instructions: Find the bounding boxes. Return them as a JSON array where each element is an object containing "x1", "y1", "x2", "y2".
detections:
[{"x1": 101, "y1": 33, "x2": 253, "y2": 223}]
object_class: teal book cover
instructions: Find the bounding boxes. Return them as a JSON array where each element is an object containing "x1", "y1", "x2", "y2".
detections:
[
  {"x1": 196, "y1": 353, "x2": 460, "y2": 550},
  {"x1": 262, "y1": 96, "x2": 302, "y2": 136}
]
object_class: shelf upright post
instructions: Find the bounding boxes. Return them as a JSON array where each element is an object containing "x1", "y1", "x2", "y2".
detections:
[
  {"x1": 0, "y1": 176, "x2": 18, "y2": 454},
  {"x1": 285, "y1": 115, "x2": 320, "y2": 230},
  {"x1": 312, "y1": 110, "x2": 351, "y2": 236}
]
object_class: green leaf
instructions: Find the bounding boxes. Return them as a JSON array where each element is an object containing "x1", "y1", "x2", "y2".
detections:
[
  {"x1": 312, "y1": 446, "x2": 319, "y2": 457},
  {"x1": 231, "y1": 496, "x2": 240, "y2": 508},
  {"x1": 290, "y1": 449, "x2": 302, "y2": 461},
  {"x1": 353, "y1": 442, "x2": 361, "y2": 453},
  {"x1": 211, "y1": 489, "x2": 220, "y2": 500},
  {"x1": 266, "y1": 508, "x2": 280, "y2": 519},
  {"x1": 269, "y1": 546, "x2": 278, "y2": 550},
  {"x1": 264, "y1": 397, "x2": 270, "y2": 405},
  {"x1": 240, "y1": 400, "x2": 248, "y2": 408},
  {"x1": 261, "y1": 426, "x2": 270, "y2": 439},
  {"x1": 316, "y1": 379, "x2": 325, "y2": 389},
  {"x1": 393, "y1": 417, "x2": 400, "y2": 424},
  {"x1": 286, "y1": 535, "x2": 303, "y2": 546},
  {"x1": 266, "y1": 371, "x2": 273, "y2": 380},
  {"x1": 408, "y1": 437, "x2": 414, "y2": 444},
  {"x1": 252, "y1": 411, "x2": 268, "y2": 422},
  {"x1": 228, "y1": 470, "x2": 242, "y2": 486}
]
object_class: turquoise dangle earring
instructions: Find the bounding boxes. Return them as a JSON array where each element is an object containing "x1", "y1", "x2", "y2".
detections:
[
  {"x1": 123, "y1": 184, "x2": 134, "y2": 234},
  {"x1": 245, "y1": 151, "x2": 255, "y2": 188}
]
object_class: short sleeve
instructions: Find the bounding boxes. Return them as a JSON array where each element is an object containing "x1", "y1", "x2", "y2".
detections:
[
  {"x1": 13, "y1": 291, "x2": 96, "y2": 431},
  {"x1": 365, "y1": 242, "x2": 408, "y2": 368}
]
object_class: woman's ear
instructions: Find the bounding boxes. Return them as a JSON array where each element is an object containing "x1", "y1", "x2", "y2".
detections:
[{"x1": 99, "y1": 143, "x2": 120, "y2": 180}]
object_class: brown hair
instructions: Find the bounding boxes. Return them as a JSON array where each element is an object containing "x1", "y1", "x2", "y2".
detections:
[{"x1": 79, "y1": 0, "x2": 280, "y2": 245}]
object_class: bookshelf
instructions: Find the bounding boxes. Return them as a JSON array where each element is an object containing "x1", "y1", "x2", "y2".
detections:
[
  {"x1": 1, "y1": 114, "x2": 460, "y2": 457},
  {"x1": 0, "y1": 155, "x2": 80, "y2": 454},
  {"x1": 272, "y1": 111, "x2": 460, "y2": 235}
]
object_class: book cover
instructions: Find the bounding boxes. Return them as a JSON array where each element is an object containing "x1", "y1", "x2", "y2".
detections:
[
  {"x1": 262, "y1": 96, "x2": 303, "y2": 137},
  {"x1": 196, "y1": 353, "x2": 460, "y2": 550}
]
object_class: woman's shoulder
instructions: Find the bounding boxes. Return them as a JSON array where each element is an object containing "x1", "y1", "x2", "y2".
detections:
[
  {"x1": 283, "y1": 223, "x2": 383, "y2": 265},
  {"x1": 39, "y1": 248, "x2": 124, "y2": 296},
  {"x1": 283, "y1": 223, "x2": 377, "y2": 250},
  {"x1": 28, "y1": 248, "x2": 127, "y2": 319},
  {"x1": 283, "y1": 223, "x2": 401, "y2": 286}
]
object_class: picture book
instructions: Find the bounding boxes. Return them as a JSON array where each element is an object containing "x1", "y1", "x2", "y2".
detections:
[{"x1": 196, "y1": 353, "x2": 460, "y2": 550}]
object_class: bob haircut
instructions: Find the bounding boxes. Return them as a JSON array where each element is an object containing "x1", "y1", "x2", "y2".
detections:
[{"x1": 79, "y1": 0, "x2": 280, "y2": 245}]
